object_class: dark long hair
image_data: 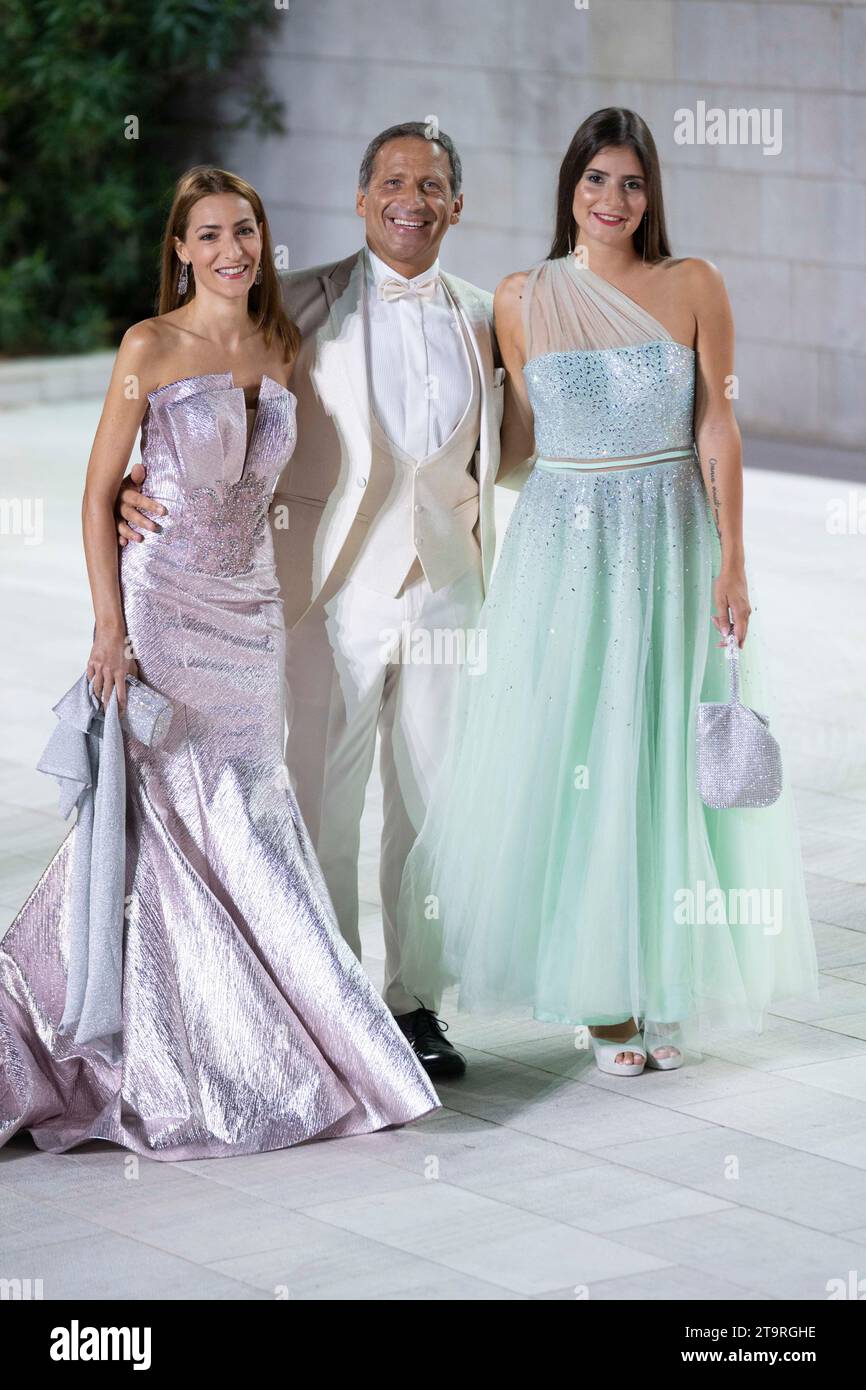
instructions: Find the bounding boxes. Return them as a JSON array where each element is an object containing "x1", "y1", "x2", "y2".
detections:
[
  {"x1": 549, "y1": 108, "x2": 672, "y2": 264},
  {"x1": 156, "y1": 165, "x2": 300, "y2": 366}
]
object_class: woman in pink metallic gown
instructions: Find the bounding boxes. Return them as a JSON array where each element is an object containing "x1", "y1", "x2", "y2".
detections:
[{"x1": 0, "y1": 167, "x2": 439, "y2": 1161}]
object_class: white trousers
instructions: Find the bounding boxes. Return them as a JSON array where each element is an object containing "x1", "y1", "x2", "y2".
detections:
[{"x1": 285, "y1": 559, "x2": 484, "y2": 1016}]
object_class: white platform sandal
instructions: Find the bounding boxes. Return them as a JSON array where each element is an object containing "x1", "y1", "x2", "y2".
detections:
[
  {"x1": 642, "y1": 1020, "x2": 684, "y2": 1071},
  {"x1": 590, "y1": 1030, "x2": 647, "y2": 1076}
]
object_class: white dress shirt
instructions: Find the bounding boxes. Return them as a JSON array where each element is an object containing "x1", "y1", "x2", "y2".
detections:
[{"x1": 364, "y1": 246, "x2": 472, "y2": 459}]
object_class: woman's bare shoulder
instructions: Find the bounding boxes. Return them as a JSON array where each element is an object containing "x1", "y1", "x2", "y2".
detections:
[
  {"x1": 495, "y1": 270, "x2": 533, "y2": 302},
  {"x1": 109, "y1": 318, "x2": 170, "y2": 399},
  {"x1": 494, "y1": 271, "x2": 535, "y2": 332},
  {"x1": 663, "y1": 256, "x2": 725, "y2": 291},
  {"x1": 660, "y1": 258, "x2": 730, "y2": 327},
  {"x1": 118, "y1": 316, "x2": 164, "y2": 351}
]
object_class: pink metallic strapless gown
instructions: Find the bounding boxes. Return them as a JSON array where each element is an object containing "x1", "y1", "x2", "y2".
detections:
[{"x1": 0, "y1": 371, "x2": 439, "y2": 1160}]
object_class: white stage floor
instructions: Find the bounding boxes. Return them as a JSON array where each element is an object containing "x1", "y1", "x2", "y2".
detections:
[{"x1": 1, "y1": 397, "x2": 865, "y2": 1300}]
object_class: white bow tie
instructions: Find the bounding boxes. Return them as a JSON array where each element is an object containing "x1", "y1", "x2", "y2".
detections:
[{"x1": 377, "y1": 276, "x2": 439, "y2": 303}]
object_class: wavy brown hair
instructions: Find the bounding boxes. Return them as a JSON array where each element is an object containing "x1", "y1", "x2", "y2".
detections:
[
  {"x1": 549, "y1": 108, "x2": 672, "y2": 265},
  {"x1": 156, "y1": 165, "x2": 300, "y2": 366}
]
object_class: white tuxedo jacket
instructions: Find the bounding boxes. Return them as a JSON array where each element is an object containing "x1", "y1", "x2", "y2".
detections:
[{"x1": 273, "y1": 249, "x2": 506, "y2": 628}]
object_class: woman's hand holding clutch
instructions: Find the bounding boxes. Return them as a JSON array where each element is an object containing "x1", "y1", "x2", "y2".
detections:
[{"x1": 87, "y1": 625, "x2": 139, "y2": 714}]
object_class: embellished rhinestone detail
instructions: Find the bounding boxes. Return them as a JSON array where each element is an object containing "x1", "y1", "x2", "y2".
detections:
[
  {"x1": 166, "y1": 469, "x2": 273, "y2": 576},
  {"x1": 524, "y1": 342, "x2": 695, "y2": 461}
]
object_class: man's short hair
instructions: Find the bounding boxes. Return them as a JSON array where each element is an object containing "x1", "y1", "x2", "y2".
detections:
[{"x1": 358, "y1": 121, "x2": 463, "y2": 197}]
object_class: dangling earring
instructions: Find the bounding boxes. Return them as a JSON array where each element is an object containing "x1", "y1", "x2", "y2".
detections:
[
  {"x1": 254, "y1": 262, "x2": 262, "y2": 286},
  {"x1": 567, "y1": 224, "x2": 574, "y2": 256},
  {"x1": 177, "y1": 260, "x2": 189, "y2": 295},
  {"x1": 641, "y1": 211, "x2": 648, "y2": 263}
]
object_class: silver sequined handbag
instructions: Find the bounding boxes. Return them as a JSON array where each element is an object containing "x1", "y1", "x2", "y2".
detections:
[
  {"x1": 85, "y1": 674, "x2": 173, "y2": 747},
  {"x1": 697, "y1": 631, "x2": 782, "y2": 809},
  {"x1": 122, "y1": 675, "x2": 174, "y2": 746}
]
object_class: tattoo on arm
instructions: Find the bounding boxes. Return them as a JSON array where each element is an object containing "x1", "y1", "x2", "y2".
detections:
[{"x1": 708, "y1": 456, "x2": 722, "y2": 538}]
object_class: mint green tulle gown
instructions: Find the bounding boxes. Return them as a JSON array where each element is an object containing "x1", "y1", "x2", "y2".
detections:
[{"x1": 398, "y1": 255, "x2": 819, "y2": 1045}]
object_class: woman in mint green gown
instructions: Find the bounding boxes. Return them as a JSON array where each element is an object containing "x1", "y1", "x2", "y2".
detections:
[{"x1": 397, "y1": 108, "x2": 819, "y2": 1074}]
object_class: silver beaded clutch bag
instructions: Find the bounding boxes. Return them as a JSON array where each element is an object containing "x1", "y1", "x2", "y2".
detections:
[
  {"x1": 121, "y1": 675, "x2": 174, "y2": 746},
  {"x1": 84, "y1": 674, "x2": 173, "y2": 747},
  {"x1": 697, "y1": 632, "x2": 782, "y2": 809}
]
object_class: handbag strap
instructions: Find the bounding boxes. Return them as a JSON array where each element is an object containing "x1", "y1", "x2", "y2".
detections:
[{"x1": 725, "y1": 629, "x2": 741, "y2": 704}]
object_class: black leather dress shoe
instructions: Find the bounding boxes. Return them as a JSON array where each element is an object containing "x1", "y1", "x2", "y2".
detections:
[{"x1": 395, "y1": 1003, "x2": 467, "y2": 1079}]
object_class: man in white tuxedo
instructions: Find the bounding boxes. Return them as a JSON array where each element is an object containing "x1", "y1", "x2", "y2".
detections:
[
  {"x1": 273, "y1": 122, "x2": 519, "y2": 1077},
  {"x1": 116, "y1": 123, "x2": 527, "y2": 1078}
]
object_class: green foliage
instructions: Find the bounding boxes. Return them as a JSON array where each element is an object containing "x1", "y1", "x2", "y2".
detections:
[{"x1": 0, "y1": 0, "x2": 284, "y2": 355}]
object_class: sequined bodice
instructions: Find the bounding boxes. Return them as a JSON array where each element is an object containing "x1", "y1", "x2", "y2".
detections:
[
  {"x1": 133, "y1": 372, "x2": 296, "y2": 577},
  {"x1": 523, "y1": 341, "x2": 694, "y2": 460}
]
